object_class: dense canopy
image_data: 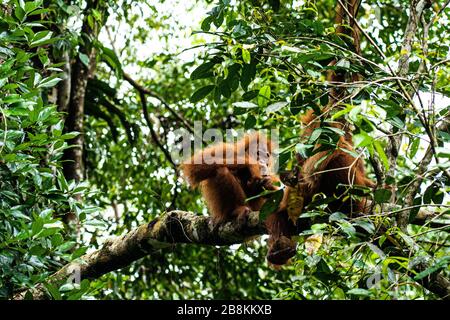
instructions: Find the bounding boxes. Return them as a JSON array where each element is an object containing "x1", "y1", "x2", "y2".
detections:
[{"x1": 0, "y1": 0, "x2": 449, "y2": 300}]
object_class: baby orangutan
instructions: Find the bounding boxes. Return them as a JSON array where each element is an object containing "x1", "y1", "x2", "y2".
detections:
[
  {"x1": 181, "y1": 132, "x2": 297, "y2": 266},
  {"x1": 297, "y1": 109, "x2": 375, "y2": 214}
]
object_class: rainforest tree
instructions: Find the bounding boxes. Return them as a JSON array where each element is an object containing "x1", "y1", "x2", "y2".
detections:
[{"x1": 0, "y1": 0, "x2": 449, "y2": 300}]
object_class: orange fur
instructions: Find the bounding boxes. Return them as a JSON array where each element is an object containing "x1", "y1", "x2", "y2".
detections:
[
  {"x1": 181, "y1": 132, "x2": 276, "y2": 223},
  {"x1": 181, "y1": 132, "x2": 297, "y2": 265},
  {"x1": 298, "y1": 109, "x2": 375, "y2": 214},
  {"x1": 181, "y1": 119, "x2": 374, "y2": 266},
  {"x1": 180, "y1": 0, "x2": 371, "y2": 266}
]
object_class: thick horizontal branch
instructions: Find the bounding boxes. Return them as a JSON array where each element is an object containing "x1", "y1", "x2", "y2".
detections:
[
  {"x1": 13, "y1": 208, "x2": 449, "y2": 300},
  {"x1": 13, "y1": 211, "x2": 265, "y2": 300}
]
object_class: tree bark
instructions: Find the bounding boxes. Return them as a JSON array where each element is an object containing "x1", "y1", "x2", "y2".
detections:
[
  {"x1": 387, "y1": 0, "x2": 431, "y2": 207},
  {"x1": 56, "y1": 51, "x2": 71, "y2": 114},
  {"x1": 62, "y1": 57, "x2": 89, "y2": 181},
  {"x1": 12, "y1": 209, "x2": 450, "y2": 300},
  {"x1": 62, "y1": 0, "x2": 104, "y2": 182},
  {"x1": 13, "y1": 210, "x2": 265, "y2": 300}
]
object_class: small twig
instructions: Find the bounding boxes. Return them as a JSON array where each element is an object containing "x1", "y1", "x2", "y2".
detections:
[
  {"x1": 123, "y1": 72, "x2": 195, "y2": 135},
  {"x1": 138, "y1": 91, "x2": 177, "y2": 169}
]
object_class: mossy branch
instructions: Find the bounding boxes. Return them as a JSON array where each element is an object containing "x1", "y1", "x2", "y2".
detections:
[{"x1": 12, "y1": 209, "x2": 449, "y2": 300}]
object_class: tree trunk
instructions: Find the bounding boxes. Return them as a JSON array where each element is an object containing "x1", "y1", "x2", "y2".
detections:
[
  {"x1": 62, "y1": 57, "x2": 89, "y2": 181},
  {"x1": 62, "y1": 0, "x2": 104, "y2": 182},
  {"x1": 12, "y1": 209, "x2": 450, "y2": 300}
]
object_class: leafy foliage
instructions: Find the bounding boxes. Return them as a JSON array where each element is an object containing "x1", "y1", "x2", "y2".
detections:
[
  {"x1": 0, "y1": 0, "x2": 94, "y2": 299},
  {"x1": 1, "y1": 0, "x2": 449, "y2": 300}
]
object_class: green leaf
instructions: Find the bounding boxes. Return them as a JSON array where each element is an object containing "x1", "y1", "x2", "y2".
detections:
[
  {"x1": 71, "y1": 247, "x2": 87, "y2": 259},
  {"x1": 374, "y1": 188, "x2": 392, "y2": 204},
  {"x1": 79, "y1": 53, "x2": 90, "y2": 68},
  {"x1": 241, "y1": 62, "x2": 256, "y2": 90},
  {"x1": 295, "y1": 143, "x2": 314, "y2": 159},
  {"x1": 244, "y1": 114, "x2": 256, "y2": 129},
  {"x1": 60, "y1": 132, "x2": 80, "y2": 140},
  {"x1": 30, "y1": 30, "x2": 52, "y2": 45},
  {"x1": 347, "y1": 288, "x2": 372, "y2": 297},
  {"x1": 213, "y1": 8, "x2": 224, "y2": 28},
  {"x1": 242, "y1": 90, "x2": 258, "y2": 101},
  {"x1": 37, "y1": 77, "x2": 62, "y2": 88},
  {"x1": 242, "y1": 48, "x2": 251, "y2": 64},
  {"x1": 37, "y1": 227, "x2": 60, "y2": 238},
  {"x1": 266, "y1": 101, "x2": 288, "y2": 113},
  {"x1": 30, "y1": 31, "x2": 53, "y2": 48},
  {"x1": 232, "y1": 101, "x2": 258, "y2": 108},
  {"x1": 58, "y1": 241, "x2": 76, "y2": 252},
  {"x1": 201, "y1": 16, "x2": 213, "y2": 31},
  {"x1": 190, "y1": 85, "x2": 215, "y2": 103},
  {"x1": 311, "y1": 223, "x2": 327, "y2": 231},
  {"x1": 337, "y1": 221, "x2": 356, "y2": 237},
  {"x1": 218, "y1": 80, "x2": 231, "y2": 98},
  {"x1": 59, "y1": 283, "x2": 75, "y2": 292},
  {"x1": 31, "y1": 219, "x2": 44, "y2": 236},
  {"x1": 331, "y1": 105, "x2": 352, "y2": 120},
  {"x1": 353, "y1": 219, "x2": 375, "y2": 234},
  {"x1": 92, "y1": 9, "x2": 102, "y2": 21},
  {"x1": 353, "y1": 132, "x2": 373, "y2": 148},
  {"x1": 51, "y1": 234, "x2": 64, "y2": 247},
  {"x1": 374, "y1": 141, "x2": 389, "y2": 170},
  {"x1": 308, "y1": 128, "x2": 322, "y2": 144},
  {"x1": 258, "y1": 85, "x2": 271, "y2": 107},
  {"x1": 424, "y1": 183, "x2": 443, "y2": 205},
  {"x1": 25, "y1": 1, "x2": 41, "y2": 14},
  {"x1": 57, "y1": 171, "x2": 69, "y2": 191},
  {"x1": 299, "y1": 211, "x2": 323, "y2": 218},
  {"x1": 28, "y1": 8, "x2": 49, "y2": 16},
  {"x1": 15, "y1": 6, "x2": 25, "y2": 21},
  {"x1": 101, "y1": 46, "x2": 123, "y2": 76},
  {"x1": 349, "y1": 105, "x2": 362, "y2": 122},
  {"x1": 329, "y1": 212, "x2": 346, "y2": 222},
  {"x1": 259, "y1": 189, "x2": 284, "y2": 220},
  {"x1": 388, "y1": 116, "x2": 404, "y2": 129},
  {"x1": 413, "y1": 257, "x2": 450, "y2": 281},
  {"x1": 3, "y1": 94, "x2": 24, "y2": 104},
  {"x1": 11, "y1": 210, "x2": 31, "y2": 220},
  {"x1": 29, "y1": 245, "x2": 46, "y2": 256},
  {"x1": 44, "y1": 283, "x2": 62, "y2": 300},
  {"x1": 191, "y1": 61, "x2": 216, "y2": 80},
  {"x1": 409, "y1": 137, "x2": 420, "y2": 159}
]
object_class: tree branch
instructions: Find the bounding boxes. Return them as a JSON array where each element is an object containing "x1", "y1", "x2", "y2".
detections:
[
  {"x1": 122, "y1": 72, "x2": 195, "y2": 135},
  {"x1": 12, "y1": 208, "x2": 450, "y2": 300},
  {"x1": 138, "y1": 90, "x2": 177, "y2": 168},
  {"x1": 101, "y1": 35, "x2": 195, "y2": 137},
  {"x1": 398, "y1": 115, "x2": 450, "y2": 228},
  {"x1": 62, "y1": 0, "x2": 102, "y2": 182},
  {"x1": 85, "y1": 101, "x2": 119, "y2": 142},
  {"x1": 13, "y1": 210, "x2": 265, "y2": 300}
]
